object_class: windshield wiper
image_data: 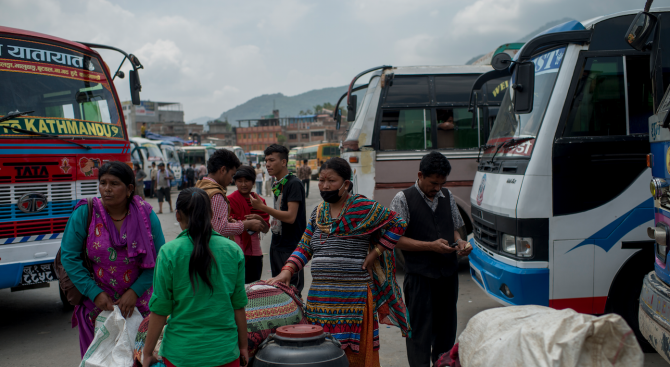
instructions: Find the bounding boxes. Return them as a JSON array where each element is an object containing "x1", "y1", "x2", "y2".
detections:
[
  {"x1": 489, "y1": 137, "x2": 534, "y2": 163},
  {"x1": 0, "y1": 111, "x2": 92, "y2": 150},
  {"x1": 477, "y1": 144, "x2": 495, "y2": 163}
]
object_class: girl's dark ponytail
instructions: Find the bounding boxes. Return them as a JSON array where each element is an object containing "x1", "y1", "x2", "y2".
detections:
[{"x1": 176, "y1": 188, "x2": 215, "y2": 294}]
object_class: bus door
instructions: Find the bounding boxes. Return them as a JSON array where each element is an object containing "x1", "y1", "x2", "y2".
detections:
[{"x1": 551, "y1": 50, "x2": 654, "y2": 313}]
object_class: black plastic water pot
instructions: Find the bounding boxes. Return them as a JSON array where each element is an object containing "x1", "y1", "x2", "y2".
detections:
[{"x1": 254, "y1": 325, "x2": 349, "y2": 367}]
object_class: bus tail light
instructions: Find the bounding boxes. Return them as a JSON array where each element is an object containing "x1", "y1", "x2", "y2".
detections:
[{"x1": 349, "y1": 156, "x2": 359, "y2": 163}]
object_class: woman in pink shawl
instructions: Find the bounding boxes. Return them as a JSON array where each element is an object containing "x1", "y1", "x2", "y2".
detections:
[{"x1": 60, "y1": 161, "x2": 165, "y2": 358}]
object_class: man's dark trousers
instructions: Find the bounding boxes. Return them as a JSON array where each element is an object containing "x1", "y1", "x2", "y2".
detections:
[
  {"x1": 404, "y1": 271, "x2": 458, "y2": 367},
  {"x1": 302, "y1": 179, "x2": 310, "y2": 198}
]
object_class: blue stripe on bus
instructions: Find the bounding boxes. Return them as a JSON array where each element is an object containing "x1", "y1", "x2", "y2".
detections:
[
  {"x1": 4, "y1": 238, "x2": 13, "y2": 244},
  {"x1": 36, "y1": 235, "x2": 45, "y2": 241},
  {"x1": 0, "y1": 149, "x2": 124, "y2": 154},
  {"x1": 0, "y1": 144, "x2": 127, "y2": 147},
  {"x1": 567, "y1": 198, "x2": 653, "y2": 253},
  {"x1": 50, "y1": 233, "x2": 59, "y2": 239}
]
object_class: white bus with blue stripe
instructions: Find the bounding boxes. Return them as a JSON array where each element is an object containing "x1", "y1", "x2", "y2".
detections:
[{"x1": 467, "y1": 9, "x2": 669, "y2": 350}]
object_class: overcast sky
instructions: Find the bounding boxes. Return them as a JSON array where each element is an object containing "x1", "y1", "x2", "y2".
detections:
[{"x1": 3, "y1": 0, "x2": 668, "y2": 120}]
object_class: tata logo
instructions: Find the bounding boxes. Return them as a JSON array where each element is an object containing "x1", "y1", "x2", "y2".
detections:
[
  {"x1": 14, "y1": 165, "x2": 48, "y2": 178},
  {"x1": 17, "y1": 193, "x2": 48, "y2": 213},
  {"x1": 476, "y1": 174, "x2": 487, "y2": 206}
]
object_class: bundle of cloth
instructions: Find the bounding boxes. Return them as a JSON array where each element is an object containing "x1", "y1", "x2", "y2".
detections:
[
  {"x1": 132, "y1": 280, "x2": 306, "y2": 366},
  {"x1": 244, "y1": 280, "x2": 308, "y2": 358}
]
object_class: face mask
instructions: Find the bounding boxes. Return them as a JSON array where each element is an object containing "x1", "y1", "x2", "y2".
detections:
[{"x1": 320, "y1": 183, "x2": 346, "y2": 203}]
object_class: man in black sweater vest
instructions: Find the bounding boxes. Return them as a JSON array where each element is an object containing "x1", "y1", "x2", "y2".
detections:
[{"x1": 390, "y1": 151, "x2": 472, "y2": 367}]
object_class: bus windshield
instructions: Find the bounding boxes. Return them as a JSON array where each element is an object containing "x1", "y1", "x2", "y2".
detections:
[
  {"x1": 163, "y1": 145, "x2": 179, "y2": 164},
  {"x1": 484, "y1": 47, "x2": 565, "y2": 157},
  {"x1": 142, "y1": 143, "x2": 163, "y2": 161},
  {"x1": 0, "y1": 37, "x2": 123, "y2": 139}
]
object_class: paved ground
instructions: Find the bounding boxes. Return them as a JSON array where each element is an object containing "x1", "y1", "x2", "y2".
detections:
[{"x1": 0, "y1": 182, "x2": 667, "y2": 366}]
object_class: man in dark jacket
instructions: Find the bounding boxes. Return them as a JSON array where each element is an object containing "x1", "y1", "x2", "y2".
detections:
[
  {"x1": 185, "y1": 164, "x2": 196, "y2": 188},
  {"x1": 390, "y1": 151, "x2": 472, "y2": 367}
]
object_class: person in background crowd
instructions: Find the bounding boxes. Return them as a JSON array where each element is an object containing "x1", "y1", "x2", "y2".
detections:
[
  {"x1": 254, "y1": 163, "x2": 264, "y2": 196},
  {"x1": 196, "y1": 149, "x2": 263, "y2": 239},
  {"x1": 229, "y1": 166, "x2": 270, "y2": 283},
  {"x1": 390, "y1": 151, "x2": 472, "y2": 367},
  {"x1": 250, "y1": 144, "x2": 306, "y2": 294},
  {"x1": 297, "y1": 159, "x2": 312, "y2": 199},
  {"x1": 150, "y1": 162, "x2": 157, "y2": 198},
  {"x1": 134, "y1": 164, "x2": 146, "y2": 199},
  {"x1": 198, "y1": 164, "x2": 207, "y2": 181},
  {"x1": 60, "y1": 162, "x2": 164, "y2": 358},
  {"x1": 143, "y1": 188, "x2": 248, "y2": 367},
  {"x1": 185, "y1": 164, "x2": 196, "y2": 188},
  {"x1": 268, "y1": 157, "x2": 410, "y2": 367},
  {"x1": 155, "y1": 163, "x2": 174, "y2": 214},
  {"x1": 264, "y1": 163, "x2": 273, "y2": 197},
  {"x1": 178, "y1": 164, "x2": 186, "y2": 190},
  {"x1": 141, "y1": 122, "x2": 147, "y2": 138}
]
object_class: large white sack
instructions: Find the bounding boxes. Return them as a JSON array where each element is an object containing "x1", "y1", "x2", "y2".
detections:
[
  {"x1": 80, "y1": 306, "x2": 143, "y2": 367},
  {"x1": 458, "y1": 305, "x2": 643, "y2": 367}
]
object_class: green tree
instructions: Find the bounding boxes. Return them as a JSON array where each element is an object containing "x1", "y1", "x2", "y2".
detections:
[
  {"x1": 277, "y1": 134, "x2": 287, "y2": 145},
  {"x1": 313, "y1": 104, "x2": 322, "y2": 114}
]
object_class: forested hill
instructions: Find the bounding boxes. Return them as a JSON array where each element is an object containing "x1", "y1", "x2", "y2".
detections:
[{"x1": 219, "y1": 86, "x2": 353, "y2": 126}]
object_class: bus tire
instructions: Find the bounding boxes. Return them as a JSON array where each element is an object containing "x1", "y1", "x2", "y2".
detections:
[{"x1": 605, "y1": 245, "x2": 655, "y2": 353}]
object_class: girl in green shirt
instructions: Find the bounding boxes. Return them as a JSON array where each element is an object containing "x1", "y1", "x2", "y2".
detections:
[{"x1": 143, "y1": 188, "x2": 249, "y2": 367}]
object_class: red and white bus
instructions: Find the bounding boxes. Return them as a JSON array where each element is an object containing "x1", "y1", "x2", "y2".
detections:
[{"x1": 0, "y1": 26, "x2": 142, "y2": 304}]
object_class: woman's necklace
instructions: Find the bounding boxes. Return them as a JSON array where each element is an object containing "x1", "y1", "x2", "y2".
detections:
[{"x1": 105, "y1": 208, "x2": 129, "y2": 222}]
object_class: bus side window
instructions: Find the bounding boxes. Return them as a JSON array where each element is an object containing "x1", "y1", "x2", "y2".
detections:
[
  {"x1": 379, "y1": 109, "x2": 432, "y2": 151},
  {"x1": 563, "y1": 56, "x2": 652, "y2": 137},
  {"x1": 436, "y1": 108, "x2": 477, "y2": 149}
]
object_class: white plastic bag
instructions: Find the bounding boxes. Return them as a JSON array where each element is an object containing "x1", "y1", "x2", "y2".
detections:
[
  {"x1": 80, "y1": 306, "x2": 144, "y2": 367},
  {"x1": 458, "y1": 305, "x2": 643, "y2": 367}
]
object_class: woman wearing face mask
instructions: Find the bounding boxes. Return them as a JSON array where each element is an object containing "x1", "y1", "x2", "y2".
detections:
[{"x1": 268, "y1": 157, "x2": 410, "y2": 367}]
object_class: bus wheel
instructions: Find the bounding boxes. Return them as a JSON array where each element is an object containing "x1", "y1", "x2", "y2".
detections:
[
  {"x1": 606, "y1": 248, "x2": 655, "y2": 353},
  {"x1": 58, "y1": 282, "x2": 74, "y2": 311}
]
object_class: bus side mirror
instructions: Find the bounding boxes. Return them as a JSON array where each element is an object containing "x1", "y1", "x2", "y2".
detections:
[
  {"x1": 347, "y1": 94, "x2": 357, "y2": 122},
  {"x1": 625, "y1": 12, "x2": 658, "y2": 52},
  {"x1": 129, "y1": 70, "x2": 142, "y2": 106},
  {"x1": 491, "y1": 53, "x2": 512, "y2": 71},
  {"x1": 513, "y1": 62, "x2": 535, "y2": 114}
]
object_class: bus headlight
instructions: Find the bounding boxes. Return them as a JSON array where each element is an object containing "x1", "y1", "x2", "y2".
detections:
[
  {"x1": 501, "y1": 234, "x2": 533, "y2": 257},
  {"x1": 502, "y1": 234, "x2": 516, "y2": 254},
  {"x1": 651, "y1": 178, "x2": 669, "y2": 199}
]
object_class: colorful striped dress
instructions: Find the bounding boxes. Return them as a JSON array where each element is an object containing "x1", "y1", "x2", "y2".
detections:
[{"x1": 287, "y1": 194, "x2": 409, "y2": 356}]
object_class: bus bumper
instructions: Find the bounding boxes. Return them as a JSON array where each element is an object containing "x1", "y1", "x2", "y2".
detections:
[
  {"x1": 468, "y1": 238, "x2": 549, "y2": 307},
  {"x1": 639, "y1": 271, "x2": 670, "y2": 362},
  {"x1": 0, "y1": 238, "x2": 61, "y2": 289}
]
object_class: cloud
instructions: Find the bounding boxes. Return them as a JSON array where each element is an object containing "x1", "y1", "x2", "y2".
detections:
[{"x1": 1, "y1": 0, "x2": 666, "y2": 120}]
